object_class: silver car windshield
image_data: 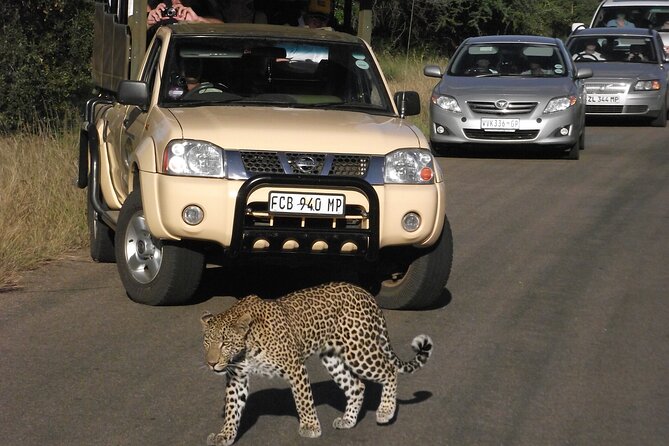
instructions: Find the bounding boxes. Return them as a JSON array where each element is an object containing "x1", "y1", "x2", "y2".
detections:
[
  {"x1": 449, "y1": 43, "x2": 568, "y2": 77},
  {"x1": 160, "y1": 36, "x2": 392, "y2": 113},
  {"x1": 569, "y1": 36, "x2": 658, "y2": 63}
]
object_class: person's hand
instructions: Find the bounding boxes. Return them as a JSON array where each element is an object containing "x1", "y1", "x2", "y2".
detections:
[
  {"x1": 147, "y1": 3, "x2": 167, "y2": 27},
  {"x1": 175, "y1": 5, "x2": 201, "y2": 22}
]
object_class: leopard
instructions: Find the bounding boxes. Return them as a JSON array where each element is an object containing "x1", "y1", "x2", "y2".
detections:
[{"x1": 201, "y1": 281, "x2": 433, "y2": 446}]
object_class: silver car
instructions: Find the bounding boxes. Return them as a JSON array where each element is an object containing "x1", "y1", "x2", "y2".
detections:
[
  {"x1": 424, "y1": 35, "x2": 592, "y2": 160},
  {"x1": 566, "y1": 27, "x2": 669, "y2": 127}
]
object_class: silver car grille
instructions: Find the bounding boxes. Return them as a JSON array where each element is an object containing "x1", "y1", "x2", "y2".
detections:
[
  {"x1": 240, "y1": 151, "x2": 370, "y2": 177},
  {"x1": 584, "y1": 82, "x2": 629, "y2": 94},
  {"x1": 464, "y1": 129, "x2": 539, "y2": 140},
  {"x1": 467, "y1": 101, "x2": 538, "y2": 115}
]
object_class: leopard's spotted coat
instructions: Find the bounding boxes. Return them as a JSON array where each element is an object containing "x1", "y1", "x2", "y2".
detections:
[{"x1": 201, "y1": 282, "x2": 433, "y2": 446}]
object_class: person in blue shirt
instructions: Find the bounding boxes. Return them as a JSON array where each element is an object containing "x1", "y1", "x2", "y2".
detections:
[{"x1": 607, "y1": 13, "x2": 635, "y2": 28}]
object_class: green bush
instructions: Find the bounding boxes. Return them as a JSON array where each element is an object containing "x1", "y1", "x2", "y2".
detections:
[{"x1": 0, "y1": 1, "x2": 94, "y2": 132}]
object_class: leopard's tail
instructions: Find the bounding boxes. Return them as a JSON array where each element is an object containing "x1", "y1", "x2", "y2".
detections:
[
  {"x1": 399, "y1": 334, "x2": 433, "y2": 374},
  {"x1": 381, "y1": 332, "x2": 433, "y2": 374}
]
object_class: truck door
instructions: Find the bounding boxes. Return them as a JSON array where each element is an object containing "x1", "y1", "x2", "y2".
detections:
[{"x1": 118, "y1": 39, "x2": 163, "y2": 196}]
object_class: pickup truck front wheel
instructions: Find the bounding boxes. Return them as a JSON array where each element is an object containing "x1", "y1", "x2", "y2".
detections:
[
  {"x1": 365, "y1": 215, "x2": 453, "y2": 310},
  {"x1": 115, "y1": 190, "x2": 204, "y2": 305}
]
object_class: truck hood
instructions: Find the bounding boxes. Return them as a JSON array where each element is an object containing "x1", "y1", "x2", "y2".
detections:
[{"x1": 167, "y1": 106, "x2": 424, "y2": 153}]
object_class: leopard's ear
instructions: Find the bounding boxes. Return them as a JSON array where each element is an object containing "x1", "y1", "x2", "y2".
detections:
[
  {"x1": 235, "y1": 312, "x2": 253, "y2": 334},
  {"x1": 201, "y1": 311, "x2": 215, "y2": 330}
]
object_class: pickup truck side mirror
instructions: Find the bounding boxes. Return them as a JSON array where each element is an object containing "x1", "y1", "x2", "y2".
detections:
[
  {"x1": 394, "y1": 91, "x2": 421, "y2": 117},
  {"x1": 575, "y1": 67, "x2": 593, "y2": 80},
  {"x1": 423, "y1": 64, "x2": 443, "y2": 78},
  {"x1": 118, "y1": 80, "x2": 150, "y2": 109}
]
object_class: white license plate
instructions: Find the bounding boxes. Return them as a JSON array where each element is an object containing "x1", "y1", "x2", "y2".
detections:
[
  {"x1": 481, "y1": 118, "x2": 520, "y2": 130},
  {"x1": 587, "y1": 94, "x2": 621, "y2": 104},
  {"x1": 268, "y1": 192, "x2": 345, "y2": 216}
]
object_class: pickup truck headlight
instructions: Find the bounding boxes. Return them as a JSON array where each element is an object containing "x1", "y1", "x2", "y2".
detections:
[
  {"x1": 634, "y1": 80, "x2": 661, "y2": 91},
  {"x1": 163, "y1": 140, "x2": 225, "y2": 178},
  {"x1": 384, "y1": 149, "x2": 435, "y2": 184},
  {"x1": 544, "y1": 96, "x2": 577, "y2": 114},
  {"x1": 431, "y1": 94, "x2": 462, "y2": 112}
]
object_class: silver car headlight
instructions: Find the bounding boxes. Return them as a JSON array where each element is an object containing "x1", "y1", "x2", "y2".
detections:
[
  {"x1": 634, "y1": 80, "x2": 661, "y2": 91},
  {"x1": 543, "y1": 96, "x2": 577, "y2": 114},
  {"x1": 163, "y1": 140, "x2": 226, "y2": 178},
  {"x1": 431, "y1": 94, "x2": 462, "y2": 112},
  {"x1": 384, "y1": 149, "x2": 436, "y2": 184}
]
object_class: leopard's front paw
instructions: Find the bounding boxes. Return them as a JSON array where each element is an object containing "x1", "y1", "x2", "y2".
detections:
[
  {"x1": 207, "y1": 432, "x2": 235, "y2": 446},
  {"x1": 298, "y1": 423, "x2": 322, "y2": 438}
]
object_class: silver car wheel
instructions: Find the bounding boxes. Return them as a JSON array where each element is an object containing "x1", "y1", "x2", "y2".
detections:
[{"x1": 123, "y1": 210, "x2": 162, "y2": 284}]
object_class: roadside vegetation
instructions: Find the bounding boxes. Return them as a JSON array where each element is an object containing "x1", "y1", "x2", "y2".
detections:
[{"x1": 0, "y1": 123, "x2": 87, "y2": 289}]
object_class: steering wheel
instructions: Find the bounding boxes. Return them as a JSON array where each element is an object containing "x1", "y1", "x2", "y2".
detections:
[
  {"x1": 575, "y1": 53, "x2": 599, "y2": 62},
  {"x1": 181, "y1": 82, "x2": 230, "y2": 100}
]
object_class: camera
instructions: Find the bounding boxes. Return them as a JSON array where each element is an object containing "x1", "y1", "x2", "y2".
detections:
[
  {"x1": 162, "y1": 6, "x2": 177, "y2": 18},
  {"x1": 161, "y1": 1, "x2": 177, "y2": 18}
]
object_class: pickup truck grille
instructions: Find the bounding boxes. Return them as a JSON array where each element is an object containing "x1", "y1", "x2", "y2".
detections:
[
  {"x1": 240, "y1": 151, "x2": 370, "y2": 177},
  {"x1": 230, "y1": 175, "x2": 380, "y2": 260}
]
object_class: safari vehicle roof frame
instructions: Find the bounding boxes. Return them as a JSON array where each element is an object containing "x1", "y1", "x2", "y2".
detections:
[{"x1": 91, "y1": 0, "x2": 374, "y2": 94}]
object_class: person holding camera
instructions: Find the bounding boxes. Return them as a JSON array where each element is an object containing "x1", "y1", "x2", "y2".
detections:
[{"x1": 147, "y1": 0, "x2": 223, "y2": 27}]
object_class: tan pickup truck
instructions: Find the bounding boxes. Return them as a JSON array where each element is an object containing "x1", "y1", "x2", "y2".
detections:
[{"x1": 79, "y1": 2, "x2": 452, "y2": 309}]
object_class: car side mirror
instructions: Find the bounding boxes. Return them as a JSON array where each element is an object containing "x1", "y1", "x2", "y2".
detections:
[
  {"x1": 118, "y1": 80, "x2": 150, "y2": 109},
  {"x1": 394, "y1": 91, "x2": 421, "y2": 117},
  {"x1": 423, "y1": 64, "x2": 443, "y2": 78},
  {"x1": 575, "y1": 67, "x2": 593, "y2": 79}
]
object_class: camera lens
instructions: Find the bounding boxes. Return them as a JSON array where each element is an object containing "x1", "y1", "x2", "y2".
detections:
[{"x1": 163, "y1": 7, "x2": 176, "y2": 18}]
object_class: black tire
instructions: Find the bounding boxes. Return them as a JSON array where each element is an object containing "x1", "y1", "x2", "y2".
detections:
[
  {"x1": 579, "y1": 129, "x2": 585, "y2": 151},
  {"x1": 115, "y1": 190, "x2": 204, "y2": 306},
  {"x1": 566, "y1": 137, "x2": 580, "y2": 160},
  {"x1": 365, "y1": 215, "x2": 453, "y2": 310},
  {"x1": 87, "y1": 190, "x2": 116, "y2": 263},
  {"x1": 650, "y1": 99, "x2": 667, "y2": 127}
]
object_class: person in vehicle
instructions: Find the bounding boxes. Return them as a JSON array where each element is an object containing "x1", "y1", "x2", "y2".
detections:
[
  {"x1": 627, "y1": 44, "x2": 649, "y2": 62},
  {"x1": 298, "y1": 0, "x2": 332, "y2": 28},
  {"x1": 147, "y1": 0, "x2": 223, "y2": 28},
  {"x1": 465, "y1": 58, "x2": 498, "y2": 75},
  {"x1": 521, "y1": 60, "x2": 552, "y2": 76},
  {"x1": 573, "y1": 41, "x2": 605, "y2": 60},
  {"x1": 607, "y1": 13, "x2": 635, "y2": 28}
]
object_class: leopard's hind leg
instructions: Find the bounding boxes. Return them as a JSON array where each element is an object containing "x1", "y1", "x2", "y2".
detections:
[
  {"x1": 375, "y1": 374, "x2": 398, "y2": 424},
  {"x1": 321, "y1": 351, "x2": 365, "y2": 429}
]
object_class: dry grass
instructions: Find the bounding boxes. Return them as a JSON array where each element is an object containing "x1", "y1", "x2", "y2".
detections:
[
  {"x1": 0, "y1": 54, "x2": 444, "y2": 290},
  {"x1": 0, "y1": 124, "x2": 87, "y2": 290},
  {"x1": 377, "y1": 51, "x2": 447, "y2": 135}
]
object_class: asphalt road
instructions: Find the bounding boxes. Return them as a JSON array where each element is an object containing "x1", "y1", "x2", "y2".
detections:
[{"x1": 2, "y1": 123, "x2": 668, "y2": 446}]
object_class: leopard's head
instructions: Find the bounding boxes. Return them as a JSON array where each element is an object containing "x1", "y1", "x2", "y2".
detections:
[{"x1": 201, "y1": 311, "x2": 252, "y2": 374}]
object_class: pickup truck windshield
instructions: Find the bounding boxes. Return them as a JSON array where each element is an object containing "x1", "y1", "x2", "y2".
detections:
[{"x1": 160, "y1": 36, "x2": 392, "y2": 113}]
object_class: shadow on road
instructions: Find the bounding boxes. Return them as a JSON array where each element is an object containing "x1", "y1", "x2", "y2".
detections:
[
  {"x1": 231, "y1": 380, "x2": 432, "y2": 440},
  {"x1": 435, "y1": 145, "x2": 573, "y2": 160},
  {"x1": 192, "y1": 263, "x2": 453, "y2": 312}
]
